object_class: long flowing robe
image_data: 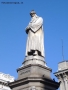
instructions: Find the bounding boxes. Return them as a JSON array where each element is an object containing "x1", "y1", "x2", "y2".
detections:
[{"x1": 25, "y1": 15, "x2": 45, "y2": 57}]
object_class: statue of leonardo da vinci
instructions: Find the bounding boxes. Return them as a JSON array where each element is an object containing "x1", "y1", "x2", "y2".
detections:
[{"x1": 25, "y1": 10, "x2": 45, "y2": 57}]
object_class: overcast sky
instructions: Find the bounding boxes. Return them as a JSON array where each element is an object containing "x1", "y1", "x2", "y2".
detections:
[{"x1": 0, "y1": 0, "x2": 68, "y2": 83}]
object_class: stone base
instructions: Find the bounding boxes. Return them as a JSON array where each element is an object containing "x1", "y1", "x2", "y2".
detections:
[
  {"x1": 9, "y1": 76, "x2": 59, "y2": 90},
  {"x1": 23, "y1": 56, "x2": 46, "y2": 66},
  {"x1": 17, "y1": 64, "x2": 52, "y2": 80},
  {"x1": 9, "y1": 57, "x2": 59, "y2": 90}
]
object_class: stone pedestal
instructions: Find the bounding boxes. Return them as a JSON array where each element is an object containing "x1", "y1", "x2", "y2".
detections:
[
  {"x1": 9, "y1": 56, "x2": 59, "y2": 90},
  {"x1": 23, "y1": 56, "x2": 45, "y2": 66},
  {"x1": 17, "y1": 64, "x2": 51, "y2": 80}
]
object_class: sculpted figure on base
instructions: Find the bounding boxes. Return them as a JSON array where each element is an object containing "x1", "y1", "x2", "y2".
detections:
[{"x1": 25, "y1": 10, "x2": 45, "y2": 57}]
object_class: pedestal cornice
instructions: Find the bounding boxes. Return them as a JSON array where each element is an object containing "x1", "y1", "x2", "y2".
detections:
[{"x1": 9, "y1": 77, "x2": 59, "y2": 89}]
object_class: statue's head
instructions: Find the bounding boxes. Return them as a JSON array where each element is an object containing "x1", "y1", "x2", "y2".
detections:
[{"x1": 30, "y1": 10, "x2": 36, "y2": 17}]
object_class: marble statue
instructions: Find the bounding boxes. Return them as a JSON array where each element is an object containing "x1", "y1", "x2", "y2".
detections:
[{"x1": 25, "y1": 10, "x2": 45, "y2": 57}]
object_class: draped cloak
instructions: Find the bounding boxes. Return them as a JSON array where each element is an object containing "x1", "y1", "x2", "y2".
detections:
[{"x1": 25, "y1": 15, "x2": 45, "y2": 57}]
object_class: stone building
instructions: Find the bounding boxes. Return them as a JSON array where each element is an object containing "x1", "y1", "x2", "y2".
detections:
[
  {"x1": 54, "y1": 61, "x2": 68, "y2": 90},
  {"x1": 0, "y1": 72, "x2": 14, "y2": 90}
]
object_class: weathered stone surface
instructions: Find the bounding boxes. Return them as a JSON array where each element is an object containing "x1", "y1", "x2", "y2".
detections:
[
  {"x1": 23, "y1": 56, "x2": 45, "y2": 66},
  {"x1": 9, "y1": 62, "x2": 59, "y2": 90},
  {"x1": 17, "y1": 64, "x2": 52, "y2": 80},
  {"x1": 9, "y1": 76, "x2": 59, "y2": 90}
]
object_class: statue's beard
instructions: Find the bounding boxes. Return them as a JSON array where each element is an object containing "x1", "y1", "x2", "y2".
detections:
[{"x1": 31, "y1": 14, "x2": 38, "y2": 22}]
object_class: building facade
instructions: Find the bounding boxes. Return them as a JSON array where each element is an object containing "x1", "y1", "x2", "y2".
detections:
[
  {"x1": 54, "y1": 61, "x2": 68, "y2": 90},
  {"x1": 0, "y1": 72, "x2": 14, "y2": 90}
]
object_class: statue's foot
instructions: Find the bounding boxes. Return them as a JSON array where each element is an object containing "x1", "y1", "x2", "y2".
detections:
[{"x1": 28, "y1": 50, "x2": 35, "y2": 56}]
